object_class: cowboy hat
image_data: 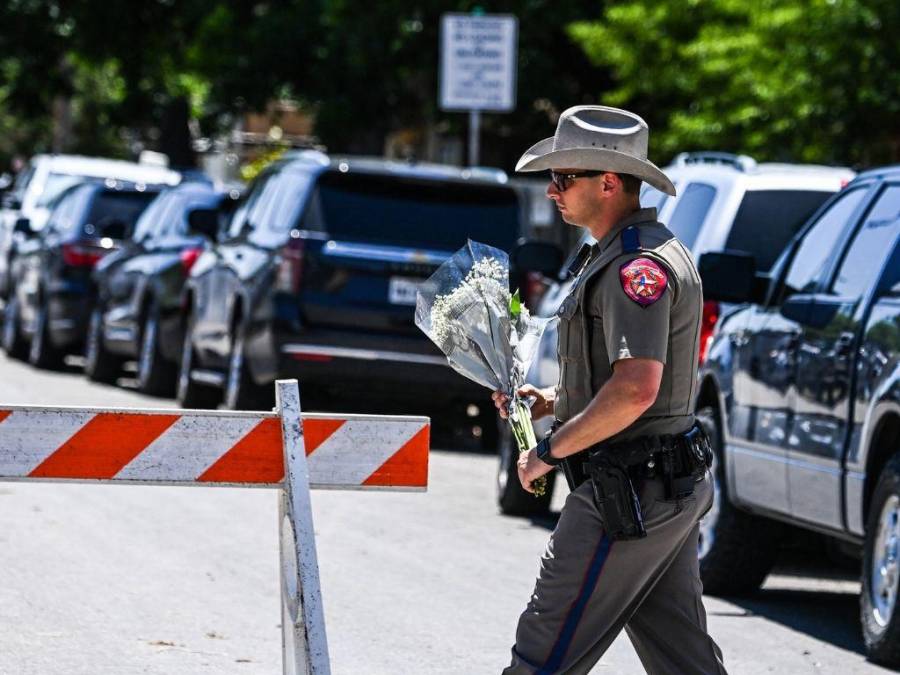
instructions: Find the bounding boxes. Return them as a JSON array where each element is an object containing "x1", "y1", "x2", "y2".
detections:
[{"x1": 515, "y1": 105, "x2": 676, "y2": 196}]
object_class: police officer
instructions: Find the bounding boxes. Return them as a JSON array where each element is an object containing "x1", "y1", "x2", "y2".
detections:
[{"x1": 492, "y1": 106, "x2": 727, "y2": 674}]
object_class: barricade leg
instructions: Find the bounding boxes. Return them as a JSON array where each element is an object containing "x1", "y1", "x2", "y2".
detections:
[{"x1": 277, "y1": 380, "x2": 331, "y2": 675}]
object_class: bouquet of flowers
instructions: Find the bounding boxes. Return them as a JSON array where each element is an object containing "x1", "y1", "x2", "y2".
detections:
[{"x1": 415, "y1": 240, "x2": 554, "y2": 495}]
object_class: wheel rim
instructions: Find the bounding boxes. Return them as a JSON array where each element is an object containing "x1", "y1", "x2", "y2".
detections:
[
  {"x1": 225, "y1": 332, "x2": 243, "y2": 409},
  {"x1": 698, "y1": 454, "x2": 721, "y2": 560},
  {"x1": 85, "y1": 311, "x2": 100, "y2": 371},
  {"x1": 871, "y1": 494, "x2": 900, "y2": 629},
  {"x1": 138, "y1": 315, "x2": 158, "y2": 387},
  {"x1": 30, "y1": 306, "x2": 46, "y2": 362},
  {"x1": 3, "y1": 299, "x2": 17, "y2": 350},
  {"x1": 177, "y1": 327, "x2": 193, "y2": 401}
]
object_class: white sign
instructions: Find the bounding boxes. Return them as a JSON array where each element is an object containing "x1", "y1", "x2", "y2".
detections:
[{"x1": 440, "y1": 13, "x2": 518, "y2": 112}]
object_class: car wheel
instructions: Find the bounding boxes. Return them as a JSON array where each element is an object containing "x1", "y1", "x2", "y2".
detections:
[
  {"x1": 861, "y1": 453, "x2": 900, "y2": 667},
  {"x1": 176, "y1": 314, "x2": 221, "y2": 409},
  {"x1": 84, "y1": 308, "x2": 121, "y2": 383},
  {"x1": 223, "y1": 323, "x2": 272, "y2": 411},
  {"x1": 136, "y1": 305, "x2": 177, "y2": 396},
  {"x1": 2, "y1": 295, "x2": 28, "y2": 360},
  {"x1": 28, "y1": 301, "x2": 64, "y2": 370},
  {"x1": 696, "y1": 406, "x2": 781, "y2": 596},
  {"x1": 496, "y1": 420, "x2": 555, "y2": 516}
]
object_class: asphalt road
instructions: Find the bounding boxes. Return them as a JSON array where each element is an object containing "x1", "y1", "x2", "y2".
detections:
[{"x1": 0, "y1": 352, "x2": 892, "y2": 674}]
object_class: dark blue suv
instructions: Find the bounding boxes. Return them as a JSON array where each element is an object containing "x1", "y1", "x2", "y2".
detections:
[
  {"x1": 696, "y1": 165, "x2": 900, "y2": 665},
  {"x1": 177, "y1": 152, "x2": 534, "y2": 435}
]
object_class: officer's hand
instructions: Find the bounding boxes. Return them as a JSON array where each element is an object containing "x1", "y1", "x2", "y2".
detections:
[
  {"x1": 517, "y1": 447, "x2": 554, "y2": 494},
  {"x1": 491, "y1": 385, "x2": 555, "y2": 421}
]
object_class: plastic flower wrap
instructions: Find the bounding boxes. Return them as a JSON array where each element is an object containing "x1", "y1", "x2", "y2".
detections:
[{"x1": 415, "y1": 240, "x2": 554, "y2": 495}]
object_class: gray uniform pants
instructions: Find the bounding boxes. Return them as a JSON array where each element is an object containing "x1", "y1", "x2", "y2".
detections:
[{"x1": 503, "y1": 471, "x2": 726, "y2": 675}]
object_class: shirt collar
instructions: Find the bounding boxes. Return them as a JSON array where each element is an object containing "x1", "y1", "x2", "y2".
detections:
[{"x1": 594, "y1": 207, "x2": 659, "y2": 254}]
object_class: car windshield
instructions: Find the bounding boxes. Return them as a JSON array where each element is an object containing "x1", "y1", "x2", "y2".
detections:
[
  {"x1": 724, "y1": 189, "x2": 834, "y2": 271},
  {"x1": 304, "y1": 172, "x2": 521, "y2": 251}
]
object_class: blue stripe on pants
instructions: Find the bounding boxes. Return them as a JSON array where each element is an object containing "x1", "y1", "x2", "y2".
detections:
[{"x1": 537, "y1": 534, "x2": 613, "y2": 674}]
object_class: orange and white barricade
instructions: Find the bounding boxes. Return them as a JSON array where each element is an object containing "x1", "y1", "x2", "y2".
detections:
[{"x1": 0, "y1": 379, "x2": 429, "y2": 675}]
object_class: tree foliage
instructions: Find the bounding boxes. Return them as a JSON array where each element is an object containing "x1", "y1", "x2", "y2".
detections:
[{"x1": 569, "y1": 0, "x2": 900, "y2": 166}]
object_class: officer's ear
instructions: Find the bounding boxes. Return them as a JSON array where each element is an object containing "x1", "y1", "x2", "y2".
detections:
[{"x1": 598, "y1": 172, "x2": 621, "y2": 197}]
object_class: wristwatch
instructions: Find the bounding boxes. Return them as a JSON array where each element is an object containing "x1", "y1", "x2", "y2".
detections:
[{"x1": 535, "y1": 436, "x2": 563, "y2": 466}]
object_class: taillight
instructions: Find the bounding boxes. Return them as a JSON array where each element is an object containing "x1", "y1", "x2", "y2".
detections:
[
  {"x1": 275, "y1": 237, "x2": 304, "y2": 293},
  {"x1": 180, "y1": 247, "x2": 203, "y2": 275},
  {"x1": 522, "y1": 271, "x2": 549, "y2": 311},
  {"x1": 61, "y1": 243, "x2": 106, "y2": 268},
  {"x1": 699, "y1": 299, "x2": 720, "y2": 365}
]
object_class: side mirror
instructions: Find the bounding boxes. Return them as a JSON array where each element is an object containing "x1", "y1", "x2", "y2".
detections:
[
  {"x1": 13, "y1": 216, "x2": 33, "y2": 236},
  {"x1": 698, "y1": 250, "x2": 761, "y2": 304},
  {"x1": 187, "y1": 208, "x2": 220, "y2": 240},
  {"x1": 511, "y1": 241, "x2": 565, "y2": 279}
]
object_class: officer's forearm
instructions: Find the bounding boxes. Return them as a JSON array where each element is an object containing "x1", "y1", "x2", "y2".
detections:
[{"x1": 548, "y1": 368, "x2": 658, "y2": 460}]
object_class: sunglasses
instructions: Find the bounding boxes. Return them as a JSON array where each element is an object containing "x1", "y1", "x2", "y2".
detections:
[{"x1": 550, "y1": 170, "x2": 607, "y2": 192}]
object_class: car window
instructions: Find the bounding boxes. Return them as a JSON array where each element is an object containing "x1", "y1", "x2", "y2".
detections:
[
  {"x1": 831, "y1": 185, "x2": 900, "y2": 300},
  {"x1": 265, "y1": 172, "x2": 315, "y2": 232},
  {"x1": 10, "y1": 165, "x2": 34, "y2": 202},
  {"x1": 783, "y1": 187, "x2": 868, "y2": 295},
  {"x1": 724, "y1": 190, "x2": 833, "y2": 271},
  {"x1": 667, "y1": 182, "x2": 716, "y2": 249},
  {"x1": 46, "y1": 191, "x2": 80, "y2": 233},
  {"x1": 37, "y1": 172, "x2": 92, "y2": 206},
  {"x1": 227, "y1": 172, "x2": 273, "y2": 238},
  {"x1": 83, "y1": 191, "x2": 157, "y2": 237},
  {"x1": 132, "y1": 193, "x2": 175, "y2": 242},
  {"x1": 302, "y1": 172, "x2": 521, "y2": 251},
  {"x1": 640, "y1": 183, "x2": 669, "y2": 212}
]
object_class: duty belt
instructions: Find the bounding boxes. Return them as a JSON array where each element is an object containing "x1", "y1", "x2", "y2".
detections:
[{"x1": 555, "y1": 421, "x2": 713, "y2": 499}]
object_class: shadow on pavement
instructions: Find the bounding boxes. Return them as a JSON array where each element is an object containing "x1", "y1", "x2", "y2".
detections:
[{"x1": 721, "y1": 587, "x2": 864, "y2": 654}]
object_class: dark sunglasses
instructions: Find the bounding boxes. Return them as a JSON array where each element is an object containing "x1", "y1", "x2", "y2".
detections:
[{"x1": 550, "y1": 170, "x2": 607, "y2": 192}]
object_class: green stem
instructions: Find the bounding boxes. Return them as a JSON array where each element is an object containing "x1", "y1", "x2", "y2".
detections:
[{"x1": 508, "y1": 398, "x2": 547, "y2": 498}]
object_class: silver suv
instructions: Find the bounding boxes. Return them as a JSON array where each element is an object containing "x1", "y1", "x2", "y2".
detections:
[{"x1": 497, "y1": 151, "x2": 855, "y2": 516}]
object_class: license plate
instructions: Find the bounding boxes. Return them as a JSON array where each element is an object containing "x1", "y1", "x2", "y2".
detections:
[{"x1": 388, "y1": 276, "x2": 422, "y2": 305}]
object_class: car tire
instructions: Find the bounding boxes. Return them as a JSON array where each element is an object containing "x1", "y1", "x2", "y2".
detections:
[
  {"x1": 861, "y1": 453, "x2": 900, "y2": 667},
  {"x1": 136, "y1": 304, "x2": 177, "y2": 396},
  {"x1": 28, "y1": 301, "x2": 64, "y2": 370},
  {"x1": 223, "y1": 323, "x2": 272, "y2": 411},
  {"x1": 176, "y1": 313, "x2": 221, "y2": 410},
  {"x1": 2, "y1": 295, "x2": 28, "y2": 360},
  {"x1": 496, "y1": 421, "x2": 555, "y2": 516},
  {"x1": 84, "y1": 308, "x2": 121, "y2": 383},
  {"x1": 696, "y1": 406, "x2": 781, "y2": 596}
]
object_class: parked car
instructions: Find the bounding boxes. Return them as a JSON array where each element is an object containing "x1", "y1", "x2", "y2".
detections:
[
  {"x1": 0, "y1": 154, "x2": 180, "y2": 300},
  {"x1": 86, "y1": 182, "x2": 233, "y2": 394},
  {"x1": 497, "y1": 152, "x2": 854, "y2": 516},
  {"x1": 178, "y1": 151, "x2": 559, "y2": 436},
  {"x1": 2, "y1": 180, "x2": 162, "y2": 367},
  {"x1": 697, "y1": 165, "x2": 900, "y2": 665}
]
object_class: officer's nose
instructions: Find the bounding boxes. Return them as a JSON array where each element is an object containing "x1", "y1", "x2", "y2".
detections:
[{"x1": 547, "y1": 181, "x2": 561, "y2": 201}]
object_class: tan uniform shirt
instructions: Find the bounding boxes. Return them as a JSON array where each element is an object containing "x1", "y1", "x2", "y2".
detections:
[{"x1": 556, "y1": 207, "x2": 703, "y2": 443}]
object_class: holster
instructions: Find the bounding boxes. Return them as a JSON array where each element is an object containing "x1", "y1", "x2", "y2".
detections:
[{"x1": 585, "y1": 455, "x2": 647, "y2": 540}]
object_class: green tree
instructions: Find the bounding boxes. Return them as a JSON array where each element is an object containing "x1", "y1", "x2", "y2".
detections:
[{"x1": 569, "y1": 0, "x2": 900, "y2": 166}]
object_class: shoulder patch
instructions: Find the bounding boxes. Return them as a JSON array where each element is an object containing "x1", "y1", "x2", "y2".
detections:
[{"x1": 619, "y1": 257, "x2": 668, "y2": 307}]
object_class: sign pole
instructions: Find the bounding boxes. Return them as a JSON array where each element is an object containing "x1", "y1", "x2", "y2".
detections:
[{"x1": 468, "y1": 109, "x2": 481, "y2": 167}]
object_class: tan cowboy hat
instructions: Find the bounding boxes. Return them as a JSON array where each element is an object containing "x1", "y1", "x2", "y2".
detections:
[{"x1": 515, "y1": 105, "x2": 676, "y2": 196}]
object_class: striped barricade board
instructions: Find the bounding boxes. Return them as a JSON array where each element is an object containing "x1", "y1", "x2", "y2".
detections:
[
  {"x1": 0, "y1": 405, "x2": 429, "y2": 490},
  {"x1": 0, "y1": 380, "x2": 430, "y2": 675}
]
